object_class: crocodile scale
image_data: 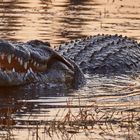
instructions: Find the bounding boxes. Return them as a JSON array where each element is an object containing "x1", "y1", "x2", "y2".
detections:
[
  {"x1": 57, "y1": 34, "x2": 140, "y2": 74},
  {"x1": 0, "y1": 34, "x2": 140, "y2": 88}
]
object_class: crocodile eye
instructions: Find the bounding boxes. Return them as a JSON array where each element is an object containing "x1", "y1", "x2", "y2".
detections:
[{"x1": 28, "y1": 40, "x2": 50, "y2": 48}]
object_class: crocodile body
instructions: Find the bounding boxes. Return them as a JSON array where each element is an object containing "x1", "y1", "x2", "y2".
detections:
[
  {"x1": 0, "y1": 34, "x2": 140, "y2": 90},
  {"x1": 57, "y1": 34, "x2": 140, "y2": 75}
]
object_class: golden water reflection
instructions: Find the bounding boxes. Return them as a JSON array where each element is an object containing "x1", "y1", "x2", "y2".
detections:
[
  {"x1": 0, "y1": 0, "x2": 140, "y2": 140},
  {"x1": 0, "y1": 0, "x2": 140, "y2": 46}
]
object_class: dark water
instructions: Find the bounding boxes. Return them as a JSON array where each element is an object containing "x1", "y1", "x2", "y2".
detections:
[{"x1": 0, "y1": 0, "x2": 140, "y2": 139}]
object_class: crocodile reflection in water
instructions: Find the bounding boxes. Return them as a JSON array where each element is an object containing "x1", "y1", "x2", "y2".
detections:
[{"x1": 0, "y1": 34, "x2": 140, "y2": 90}]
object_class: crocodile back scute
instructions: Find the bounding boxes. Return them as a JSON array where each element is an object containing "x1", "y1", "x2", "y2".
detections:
[{"x1": 57, "y1": 34, "x2": 140, "y2": 74}]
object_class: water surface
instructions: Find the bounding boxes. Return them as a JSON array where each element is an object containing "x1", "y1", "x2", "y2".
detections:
[{"x1": 0, "y1": 0, "x2": 140, "y2": 139}]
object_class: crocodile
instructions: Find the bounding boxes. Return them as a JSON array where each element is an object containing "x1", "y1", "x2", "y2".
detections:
[
  {"x1": 0, "y1": 39, "x2": 85, "y2": 89},
  {"x1": 57, "y1": 34, "x2": 140, "y2": 75},
  {"x1": 0, "y1": 34, "x2": 140, "y2": 90}
]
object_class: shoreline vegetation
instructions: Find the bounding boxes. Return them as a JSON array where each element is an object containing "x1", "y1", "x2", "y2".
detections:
[{"x1": 0, "y1": 99, "x2": 140, "y2": 140}]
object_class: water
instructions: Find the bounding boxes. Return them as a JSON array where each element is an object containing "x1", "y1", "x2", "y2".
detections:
[{"x1": 0, "y1": 0, "x2": 140, "y2": 139}]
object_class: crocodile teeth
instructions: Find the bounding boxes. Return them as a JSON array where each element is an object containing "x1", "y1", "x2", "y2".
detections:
[
  {"x1": 7, "y1": 55, "x2": 12, "y2": 64},
  {"x1": 1, "y1": 54, "x2": 5, "y2": 60},
  {"x1": 20, "y1": 59, "x2": 23, "y2": 65},
  {"x1": 29, "y1": 67, "x2": 33, "y2": 73},
  {"x1": 18, "y1": 57, "x2": 21, "y2": 62},
  {"x1": 3, "y1": 70, "x2": 7, "y2": 74},
  {"x1": 24, "y1": 62, "x2": 28, "y2": 69},
  {"x1": 12, "y1": 68, "x2": 15, "y2": 72},
  {"x1": 27, "y1": 69, "x2": 30, "y2": 74},
  {"x1": 33, "y1": 61, "x2": 37, "y2": 66},
  {"x1": 36, "y1": 63, "x2": 40, "y2": 67}
]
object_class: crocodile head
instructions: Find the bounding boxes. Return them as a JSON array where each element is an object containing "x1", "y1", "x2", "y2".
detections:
[{"x1": 0, "y1": 39, "x2": 85, "y2": 89}]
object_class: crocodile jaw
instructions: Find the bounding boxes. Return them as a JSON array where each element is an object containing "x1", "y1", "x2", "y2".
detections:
[
  {"x1": 0, "y1": 40, "x2": 50, "y2": 86},
  {"x1": 0, "y1": 53, "x2": 46, "y2": 86},
  {"x1": 0, "y1": 40, "x2": 76, "y2": 88}
]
